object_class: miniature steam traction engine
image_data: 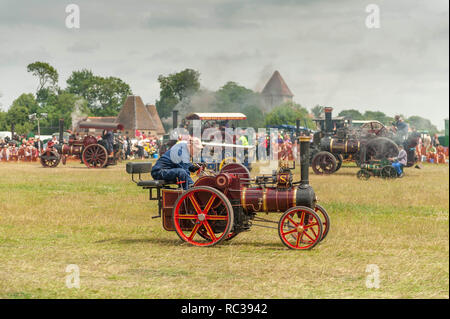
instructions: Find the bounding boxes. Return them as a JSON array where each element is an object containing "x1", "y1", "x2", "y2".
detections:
[
  {"x1": 356, "y1": 159, "x2": 398, "y2": 180},
  {"x1": 40, "y1": 119, "x2": 124, "y2": 168},
  {"x1": 127, "y1": 136, "x2": 330, "y2": 250}
]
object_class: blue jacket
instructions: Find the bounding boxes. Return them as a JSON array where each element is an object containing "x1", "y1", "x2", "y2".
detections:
[{"x1": 152, "y1": 142, "x2": 194, "y2": 173}]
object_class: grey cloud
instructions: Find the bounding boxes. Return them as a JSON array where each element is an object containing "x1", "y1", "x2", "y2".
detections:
[
  {"x1": 67, "y1": 41, "x2": 100, "y2": 53},
  {"x1": 0, "y1": 0, "x2": 448, "y2": 129}
]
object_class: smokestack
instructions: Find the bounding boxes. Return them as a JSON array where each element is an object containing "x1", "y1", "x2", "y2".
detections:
[
  {"x1": 324, "y1": 107, "x2": 333, "y2": 133},
  {"x1": 172, "y1": 110, "x2": 178, "y2": 130},
  {"x1": 59, "y1": 119, "x2": 64, "y2": 144},
  {"x1": 299, "y1": 136, "x2": 310, "y2": 185}
]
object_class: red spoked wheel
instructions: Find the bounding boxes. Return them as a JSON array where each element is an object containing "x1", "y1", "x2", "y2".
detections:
[
  {"x1": 82, "y1": 144, "x2": 108, "y2": 168},
  {"x1": 314, "y1": 204, "x2": 330, "y2": 241},
  {"x1": 198, "y1": 229, "x2": 239, "y2": 242},
  {"x1": 278, "y1": 206, "x2": 323, "y2": 250},
  {"x1": 172, "y1": 186, "x2": 234, "y2": 247}
]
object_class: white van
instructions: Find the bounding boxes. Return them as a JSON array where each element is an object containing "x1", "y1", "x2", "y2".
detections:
[{"x1": 0, "y1": 131, "x2": 11, "y2": 139}]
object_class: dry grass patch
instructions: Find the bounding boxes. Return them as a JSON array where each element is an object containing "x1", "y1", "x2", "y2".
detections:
[{"x1": 0, "y1": 161, "x2": 448, "y2": 298}]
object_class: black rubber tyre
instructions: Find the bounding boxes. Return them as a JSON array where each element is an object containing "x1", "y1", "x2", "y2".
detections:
[
  {"x1": 311, "y1": 151, "x2": 337, "y2": 175},
  {"x1": 315, "y1": 204, "x2": 330, "y2": 241},
  {"x1": 381, "y1": 165, "x2": 397, "y2": 179},
  {"x1": 357, "y1": 169, "x2": 371, "y2": 180},
  {"x1": 333, "y1": 153, "x2": 343, "y2": 172}
]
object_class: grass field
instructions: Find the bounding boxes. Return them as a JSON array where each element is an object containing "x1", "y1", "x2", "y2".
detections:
[{"x1": 0, "y1": 160, "x2": 448, "y2": 299}]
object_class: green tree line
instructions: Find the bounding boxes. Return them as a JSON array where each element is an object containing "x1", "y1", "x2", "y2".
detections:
[
  {"x1": 0, "y1": 62, "x2": 131, "y2": 135},
  {"x1": 0, "y1": 64, "x2": 440, "y2": 136}
]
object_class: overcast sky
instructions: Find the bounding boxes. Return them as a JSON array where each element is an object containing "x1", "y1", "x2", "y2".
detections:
[{"x1": 0, "y1": 0, "x2": 448, "y2": 129}]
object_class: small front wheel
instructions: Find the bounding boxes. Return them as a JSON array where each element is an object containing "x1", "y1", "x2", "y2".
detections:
[
  {"x1": 314, "y1": 204, "x2": 330, "y2": 241},
  {"x1": 357, "y1": 169, "x2": 370, "y2": 180},
  {"x1": 278, "y1": 206, "x2": 323, "y2": 250}
]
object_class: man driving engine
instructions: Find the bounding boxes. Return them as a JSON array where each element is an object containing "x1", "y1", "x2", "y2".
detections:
[{"x1": 151, "y1": 136, "x2": 203, "y2": 189}]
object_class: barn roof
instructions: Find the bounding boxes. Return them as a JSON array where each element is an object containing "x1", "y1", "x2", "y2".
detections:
[
  {"x1": 146, "y1": 104, "x2": 165, "y2": 135},
  {"x1": 115, "y1": 96, "x2": 164, "y2": 134},
  {"x1": 261, "y1": 70, "x2": 293, "y2": 97}
]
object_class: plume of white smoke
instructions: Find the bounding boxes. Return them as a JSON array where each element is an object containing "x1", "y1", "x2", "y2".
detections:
[
  {"x1": 162, "y1": 89, "x2": 217, "y2": 128},
  {"x1": 254, "y1": 64, "x2": 275, "y2": 93},
  {"x1": 71, "y1": 98, "x2": 88, "y2": 131}
]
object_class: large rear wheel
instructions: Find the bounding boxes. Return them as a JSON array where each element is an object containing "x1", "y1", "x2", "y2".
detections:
[
  {"x1": 311, "y1": 151, "x2": 337, "y2": 175},
  {"x1": 333, "y1": 154, "x2": 343, "y2": 172},
  {"x1": 172, "y1": 186, "x2": 234, "y2": 247},
  {"x1": 82, "y1": 144, "x2": 108, "y2": 168}
]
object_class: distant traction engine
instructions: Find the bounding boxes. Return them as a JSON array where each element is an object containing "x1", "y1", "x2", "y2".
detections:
[{"x1": 40, "y1": 119, "x2": 124, "y2": 168}]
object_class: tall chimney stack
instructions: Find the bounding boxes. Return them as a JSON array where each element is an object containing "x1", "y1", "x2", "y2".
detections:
[
  {"x1": 324, "y1": 107, "x2": 333, "y2": 133},
  {"x1": 172, "y1": 110, "x2": 178, "y2": 130},
  {"x1": 59, "y1": 119, "x2": 64, "y2": 144},
  {"x1": 299, "y1": 136, "x2": 310, "y2": 185}
]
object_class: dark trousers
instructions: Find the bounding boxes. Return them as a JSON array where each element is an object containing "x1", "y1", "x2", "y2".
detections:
[{"x1": 151, "y1": 168, "x2": 193, "y2": 190}]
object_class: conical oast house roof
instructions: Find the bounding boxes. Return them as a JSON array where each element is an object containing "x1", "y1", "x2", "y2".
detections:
[
  {"x1": 146, "y1": 104, "x2": 165, "y2": 135},
  {"x1": 261, "y1": 70, "x2": 293, "y2": 97},
  {"x1": 116, "y1": 95, "x2": 164, "y2": 136}
]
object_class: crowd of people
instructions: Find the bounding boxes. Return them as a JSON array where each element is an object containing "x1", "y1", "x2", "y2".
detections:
[
  {"x1": 0, "y1": 135, "x2": 43, "y2": 162},
  {"x1": 120, "y1": 134, "x2": 161, "y2": 160},
  {"x1": 415, "y1": 133, "x2": 448, "y2": 164},
  {"x1": 1, "y1": 119, "x2": 448, "y2": 167}
]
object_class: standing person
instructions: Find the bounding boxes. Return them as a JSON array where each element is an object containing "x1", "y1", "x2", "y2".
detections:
[
  {"x1": 432, "y1": 133, "x2": 440, "y2": 147},
  {"x1": 126, "y1": 136, "x2": 132, "y2": 159},
  {"x1": 34, "y1": 138, "x2": 43, "y2": 153},
  {"x1": 389, "y1": 144, "x2": 408, "y2": 177},
  {"x1": 237, "y1": 131, "x2": 249, "y2": 166},
  {"x1": 102, "y1": 129, "x2": 115, "y2": 156},
  {"x1": 393, "y1": 115, "x2": 409, "y2": 141},
  {"x1": 137, "y1": 136, "x2": 146, "y2": 159},
  {"x1": 122, "y1": 136, "x2": 128, "y2": 160}
]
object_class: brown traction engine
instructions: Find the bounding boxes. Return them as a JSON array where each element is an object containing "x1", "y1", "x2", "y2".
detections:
[
  {"x1": 40, "y1": 119, "x2": 124, "y2": 168},
  {"x1": 127, "y1": 136, "x2": 330, "y2": 250}
]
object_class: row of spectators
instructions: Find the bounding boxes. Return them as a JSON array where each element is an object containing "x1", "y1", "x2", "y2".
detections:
[
  {"x1": 121, "y1": 135, "x2": 161, "y2": 160},
  {"x1": 417, "y1": 133, "x2": 448, "y2": 164},
  {"x1": 0, "y1": 136, "x2": 42, "y2": 161}
]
